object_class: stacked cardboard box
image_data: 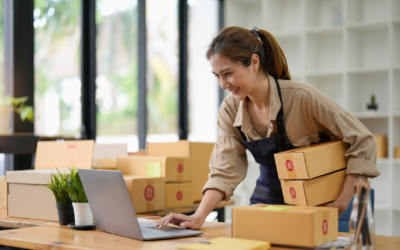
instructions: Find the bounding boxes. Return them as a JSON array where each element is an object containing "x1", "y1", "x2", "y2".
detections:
[
  {"x1": 117, "y1": 155, "x2": 192, "y2": 209},
  {"x1": 232, "y1": 204, "x2": 338, "y2": 247},
  {"x1": 5, "y1": 140, "x2": 134, "y2": 221},
  {"x1": 147, "y1": 140, "x2": 215, "y2": 202},
  {"x1": 274, "y1": 140, "x2": 349, "y2": 206}
]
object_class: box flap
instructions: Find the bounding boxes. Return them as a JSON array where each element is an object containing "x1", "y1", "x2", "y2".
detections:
[
  {"x1": 34, "y1": 140, "x2": 95, "y2": 170},
  {"x1": 147, "y1": 140, "x2": 191, "y2": 157},
  {"x1": 6, "y1": 169, "x2": 70, "y2": 185},
  {"x1": 93, "y1": 143, "x2": 128, "y2": 161}
]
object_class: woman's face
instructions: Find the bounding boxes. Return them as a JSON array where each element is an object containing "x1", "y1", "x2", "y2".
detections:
[{"x1": 210, "y1": 53, "x2": 259, "y2": 102}]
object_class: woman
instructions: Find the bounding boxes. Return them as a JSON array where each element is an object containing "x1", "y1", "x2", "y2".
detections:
[{"x1": 156, "y1": 26, "x2": 380, "y2": 229}]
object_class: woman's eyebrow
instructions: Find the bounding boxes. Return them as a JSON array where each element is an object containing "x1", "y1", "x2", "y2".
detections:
[{"x1": 212, "y1": 68, "x2": 231, "y2": 74}]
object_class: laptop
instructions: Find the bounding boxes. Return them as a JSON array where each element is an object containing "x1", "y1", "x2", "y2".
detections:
[{"x1": 78, "y1": 169, "x2": 203, "y2": 240}]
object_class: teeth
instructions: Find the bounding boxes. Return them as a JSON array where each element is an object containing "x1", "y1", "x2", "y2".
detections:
[{"x1": 231, "y1": 87, "x2": 239, "y2": 92}]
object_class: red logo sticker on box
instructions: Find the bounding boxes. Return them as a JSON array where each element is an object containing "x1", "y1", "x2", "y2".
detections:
[
  {"x1": 177, "y1": 163, "x2": 184, "y2": 173},
  {"x1": 176, "y1": 191, "x2": 183, "y2": 201},
  {"x1": 67, "y1": 145, "x2": 76, "y2": 149},
  {"x1": 144, "y1": 184, "x2": 155, "y2": 202},
  {"x1": 322, "y1": 220, "x2": 328, "y2": 235},
  {"x1": 290, "y1": 187, "x2": 296, "y2": 198},
  {"x1": 286, "y1": 160, "x2": 294, "y2": 171}
]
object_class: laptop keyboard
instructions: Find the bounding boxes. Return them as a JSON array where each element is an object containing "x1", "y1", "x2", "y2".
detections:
[{"x1": 140, "y1": 225, "x2": 187, "y2": 238}]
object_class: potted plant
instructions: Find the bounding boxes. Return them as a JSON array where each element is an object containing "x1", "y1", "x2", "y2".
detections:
[
  {"x1": 44, "y1": 168, "x2": 75, "y2": 226},
  {"x1": 0, "y1": 95, "x2": 35, "y2": 134},
  {"x1": 65, "y1": 167, "x2": 94, "y2": 226},
  {"x1": 366, "y1": 95, "x2": 378, "y2": 111}
]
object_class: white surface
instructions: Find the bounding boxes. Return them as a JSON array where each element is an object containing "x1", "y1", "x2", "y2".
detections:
[
  {"x1": 224, "y1": 0, "x2": 400, "y2": 236},
  {"x1": 72, "y1": 203, "x2": 94, "y2": 226},
  {"x1": 93, "y1": 143, "x2": 128, "y2": 161}
]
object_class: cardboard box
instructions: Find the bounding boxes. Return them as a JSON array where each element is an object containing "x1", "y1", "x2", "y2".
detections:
[
  {"x1": 123, "y1": 176, "x2": 165, "y2": 213},
  {"x1": 373, "y1": 134, "x2": 388, "y2": 158},
  {"x1": 92, "y1": 158, "x2": 117, "y2": 170},
  {"x1": 232, "y1": 204, "x2": 338, "y2": 247},
  {"x1": 165, "y1": 182, "x2": 193, "y2": 208},
  {"x1": 0, "y1": 176, "x2": 7, "y2": 208},
  {"x1": 93, "y1": 143, "x2": 128, "y2": 161},
  {"x1": 35, "y1": 140, "x2": 95, "y2": 169},
  {"x1": 395, "y1": 147, "x2": 400, "y2": 159},
  {"x1": 280, "y1": 169, "x2": 346, "y2": 206},
  {"x1": 6, "y1": 169, "x2": 70, "y2": 221},
  {"x1": 147, "y1": 141, "x2": 215, "y2": 201},
  {"x1": 274, "y1": 140, "x2": 349, "y2": 180},
  {"x1": 117, "y1": 156, "x2": 192, "y2": 182}
]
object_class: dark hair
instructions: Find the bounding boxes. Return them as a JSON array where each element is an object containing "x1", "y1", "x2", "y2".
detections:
[{"x1": 206, "y1": 26, "x2": 291, "y2": 80}]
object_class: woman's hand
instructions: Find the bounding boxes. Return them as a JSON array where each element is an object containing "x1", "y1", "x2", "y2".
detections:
[
  {"x1": 319, "y1": 201, "x2": 348, "y2": 218},
  {"x1": 156, "y1": 213, "x2": 205, "y2": 230},
  {"x1": 156, "y1": 189, "x2": 224, "y2": 230},
  {"x1": 319, "y1": 174, "x2": 366, "y2": 218}
]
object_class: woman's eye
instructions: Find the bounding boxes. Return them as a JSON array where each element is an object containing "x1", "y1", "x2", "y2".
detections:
[
  {"x1": 214, "y1": 75, "x2": 220, "y2": 78},
  {"x1": 225, "y1": 73, "x2": 231, "y2": 76}
]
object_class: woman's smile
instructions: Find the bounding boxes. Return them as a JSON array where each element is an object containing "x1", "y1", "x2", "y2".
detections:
[{"x1": 230, "y1": 87, "x2": 240, "y2": 94}]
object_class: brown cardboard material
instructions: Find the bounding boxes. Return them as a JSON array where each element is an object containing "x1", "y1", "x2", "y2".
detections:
[
  {"x1": 123, "y1": 176, "x2": 165, "y2": 213},
  {"x1": 34, "y1": 140, "x2": 95, "y2": 169},
  {"x1": 6, "y1": 169, "x2": 70, "y2": 221},
  {"x1": 147, "y1": 141, "x2": 215, "y2": 201},
  {"x1": 0, "y1": 176, "x2": 7, "y2": 208},
  {"x1": 373, "y1": 134, "x2": 388, "y2": 158},
  {"x1": 395, "y1": 147, "x2": 400, "y2": 159},
  {"x1": 165, "y1": 182, "x2": 193, "y2": 208},
  {"x1": 274, "y1": 140, "x2": 349, "y2": 180},
  {"x1": 92, "y1": 158, "x2": 117, "y2": 170},
  {"x1": 281, "y1": 169, "x2": 346, "y2": 206},
  {"x1": 232, "y1": 204, "x2": 338, "y2": 247},
  {"x1": 117, "y1": 156, "x2": 192, "y2": 182}
]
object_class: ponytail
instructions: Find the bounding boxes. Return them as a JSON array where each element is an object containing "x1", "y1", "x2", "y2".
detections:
[{"x1": 206, "y1": 26, "x2": 291, "y2": 80}]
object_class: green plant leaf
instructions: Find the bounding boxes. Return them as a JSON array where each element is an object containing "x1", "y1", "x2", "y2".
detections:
[
  {"x1": 19, "y1": 106, "x2": 34, "y2": 122},
  {"x1": 3, "y1": 96, "x2": 13, "y2": 107},
  {"x1": 65, "y1": 188, "x2": 78, "y2": 202},
  {"x1": 13, "y1": 97, "x2": 29, "y2": 106}
]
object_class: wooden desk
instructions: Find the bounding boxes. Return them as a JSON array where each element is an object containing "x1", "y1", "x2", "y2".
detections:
[{"x1": 0, "y1": 209, "x2": 398, "y2": 250}]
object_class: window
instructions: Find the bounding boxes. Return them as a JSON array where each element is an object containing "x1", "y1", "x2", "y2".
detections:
[
  {"x1": 95, "y1": 0, "x2": 139, "y2": 152},
  {"x1": 146, "y1": 0, "x2": 179, "y2": 142},
  {"x1": 187, "y1": 0, "x2": 219, "y2": 142},
  {"x1": 34, "y1": 0, "x2": 82, "y2": 137},
  {"x1": 0, "y1": 0, "x2": 4, "y2": 174}
]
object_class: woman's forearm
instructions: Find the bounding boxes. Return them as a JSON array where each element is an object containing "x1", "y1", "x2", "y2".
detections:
[
  {"x1": 334, "y1": 174, "x2": 366, "y2": 213},
  {"x1": 193, "y1": 189, "x2": 224, "y2": 221}
]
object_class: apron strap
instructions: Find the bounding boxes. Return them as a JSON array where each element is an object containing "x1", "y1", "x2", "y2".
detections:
[
  {"x1": 237, "y1": 126, "x2": 247, "y2": 142},
  {"x1": 275, "y1": 78, "x2": 287, "y2": 152},
  {"x1": 235, "y1": 78, "x2": 287, "y2": 150}
]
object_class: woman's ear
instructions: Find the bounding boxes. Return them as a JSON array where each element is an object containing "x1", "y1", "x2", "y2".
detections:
[{"x1": 251, "y1": 54, "x2": 260, "y2": 73}]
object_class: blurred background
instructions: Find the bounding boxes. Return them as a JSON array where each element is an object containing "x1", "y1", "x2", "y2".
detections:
[{"x1": 0, "y1": 0, "x2": 399, "y2": 237}]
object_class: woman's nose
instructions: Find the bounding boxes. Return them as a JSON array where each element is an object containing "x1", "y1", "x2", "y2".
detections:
[{"x1": 220, "y1": 79, "x2": 230, "y2": 90}]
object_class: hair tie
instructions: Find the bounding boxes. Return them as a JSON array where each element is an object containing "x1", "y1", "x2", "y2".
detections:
[{"x1": 251, "y1": 27, "x2": 263, "y2": 45}]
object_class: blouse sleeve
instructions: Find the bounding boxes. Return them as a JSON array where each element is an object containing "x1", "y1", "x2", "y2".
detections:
[
  {"x1": 201, "y1": 100, "x2": 248, "y2": 201},
  {"x1": 307, "y1": 86, "x2": 380, "y2": 178}
]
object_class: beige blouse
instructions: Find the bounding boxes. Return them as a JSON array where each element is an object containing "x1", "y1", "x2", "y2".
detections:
[{"x1": 202, "y1": 74, "x2": 380, "y2": 201}]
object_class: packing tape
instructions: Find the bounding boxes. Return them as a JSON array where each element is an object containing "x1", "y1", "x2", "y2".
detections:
[
  {"x1": 146, "y1": 203, "x2": 154, "y2": 212},
  {"x1": 283, "y1": 154, "x2": 298, "y2": 179},
  {"x1": 177, "y1": 174, "x2": 183, "y2": 182},
  {"x1": 146, "y1": 179, "x2": 154, "y2": 185}
]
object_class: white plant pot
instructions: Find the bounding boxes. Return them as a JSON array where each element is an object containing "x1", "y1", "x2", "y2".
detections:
[
  {"x1": 0, "y1": 107, "x2": 12, "y2": 135},
  {"x1": 72, "y1": 202, "x2": 94, "y2": 225}
]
